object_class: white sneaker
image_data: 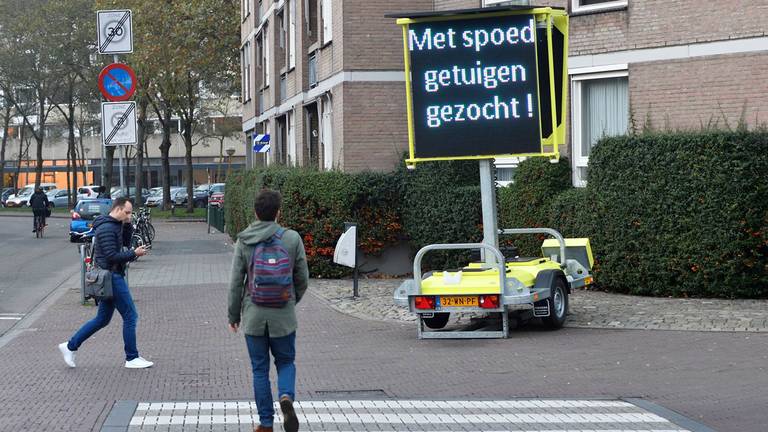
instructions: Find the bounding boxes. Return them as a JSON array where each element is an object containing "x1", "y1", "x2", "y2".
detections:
[
  {"x1": 58, "y1": 342, "x2": 76, "y2": 368},
  {"x1": 125, "y1": 357, "x2": 154, "y2": 369}
]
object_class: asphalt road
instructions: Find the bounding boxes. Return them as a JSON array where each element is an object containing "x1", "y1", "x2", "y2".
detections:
[{"x1": 0, "y1": 215, "x2": 81, "y2": 336}]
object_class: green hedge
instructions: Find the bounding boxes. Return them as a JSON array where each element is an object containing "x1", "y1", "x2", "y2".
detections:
[
  {"x1": 547, "y1": 187, "x2": 595, "y2": 240},
  {"x1": 224, "y1": 131, "x2": 767, "y2": 299},
  {"x1": 398, "y1": 159, "x2": 482, "y2": 270},
  {"x1": 225, "y1": 168, "x2": 402, "y2": 278},
  {"x1": 498, "y1": 157, "x2": 572, "y2": 255},
  {"x1": 588, "y1": 131, "x2": 768, "y2": 298}
]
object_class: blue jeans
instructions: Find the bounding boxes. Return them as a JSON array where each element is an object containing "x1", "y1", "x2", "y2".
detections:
[
  {"x1": 68, "y1": 274, "x2": 139, "y2": 361},
  {"x1": 245, "y1": 332, "x2": 296, "y2": 428}
]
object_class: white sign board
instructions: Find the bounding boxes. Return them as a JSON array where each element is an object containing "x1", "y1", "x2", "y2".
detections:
[
  {"x1": 101, "y1": 102, "x2": 137, "y2": 146},
  {"x1": 97, "y1": 10, "x2": 133, "y2": 54}
]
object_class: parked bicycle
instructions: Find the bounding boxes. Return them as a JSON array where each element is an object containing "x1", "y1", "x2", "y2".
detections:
[{"x1": 131, "y1": 207, "x2": 154, "y2": 251}]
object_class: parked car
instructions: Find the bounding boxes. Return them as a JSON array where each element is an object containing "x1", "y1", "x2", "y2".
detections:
[
  {"x1": 1, "y1": 188, "x2": 17, "y2": 207},
  {"x1": 145, "y1": 187, "x2": 185, "y2": 207},
  {"x1": 77, "y1": 185, "x2": 102, "y2": 201},
  {"x1": 208, "y1": 183, "x2": 225, "y2": 208},
  {"x1": 111, "y1": 187, "x2": 150, "y2": 201},
  {"x1": 69, "y1": 199, "x2": 112, "y2": 242},
  {"x1": 46, "y1": 189, "x2": 75, "y2": 208},
  {"x1": 6, "y1": 183, "x2": 58, "y2": 207},
  {"x1": 175, "y1": 184, "x2": 213, "y2": 208}
]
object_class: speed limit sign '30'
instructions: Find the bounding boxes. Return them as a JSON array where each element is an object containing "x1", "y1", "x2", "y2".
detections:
[{"x1": 97, "y1": 10, "x2": 133, "y2": 54}]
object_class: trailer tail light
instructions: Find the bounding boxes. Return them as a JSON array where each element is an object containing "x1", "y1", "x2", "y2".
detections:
[
  {"x1": 414, "y1": 296, "x2": 435, "y2": 310},
  {"x1": 479, "y1": 295, "x2": 500, "y2": 309}
]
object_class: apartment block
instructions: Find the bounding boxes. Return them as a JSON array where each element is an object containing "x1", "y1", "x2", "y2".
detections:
[
  {"x1": 241, "y1": 0, "x2": 768, "y2": 181},
  {"x1": 240, "y1": 0, "x2": 433, "y2": 172}
]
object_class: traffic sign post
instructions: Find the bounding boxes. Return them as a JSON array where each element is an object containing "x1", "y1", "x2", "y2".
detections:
[
  {"x1": 97, "y1": 9, "x2": 135, "y2": 193},
  {"x1": 98, "y1": 63, "x2": 137, "y2": 101},
  {"x1": 97, "y1": 10, "x2": 134, "y2": 54}
]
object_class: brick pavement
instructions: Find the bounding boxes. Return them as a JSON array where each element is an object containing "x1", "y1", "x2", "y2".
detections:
[
  {"x1": 0, "y1": 222, "x2": 766, "y2": 432},
  {"x1": 309, "y1": 280, "x2": 768, "y2": 332}
]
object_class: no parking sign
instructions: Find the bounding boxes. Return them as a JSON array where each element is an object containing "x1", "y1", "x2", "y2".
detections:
[{"x1": 98, "y1": 63, "x2": 137, "y2": 102}]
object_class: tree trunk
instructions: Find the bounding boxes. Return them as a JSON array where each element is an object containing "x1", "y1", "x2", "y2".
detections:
[
  {"x1": 68, "y1": 103, "x2": 77, "y2": 208},
  {"x1": 104, "y1": 145, "x2": 115, "y2": 195},
  {"x1": 0, "y1": 101, "x2": 11, "y2": 189},
  {"x1": 183, "y1": 119, "x2": 194, "y2": 213},
  {"x1": 216, "y1": 138, "x2": 224, "y2": 182},
  {"x1": 14, "y1": 127, "x2": 24, "y2": 189},
  {"x1": 33, "y1": 95, "x2": 46, "y2": 190},
  {"x1": 160, "y1": 106, "x2": 172, "y2": 210},
  {"x1": 135, "y1": 98, "x2": 148, "y2": 207}
]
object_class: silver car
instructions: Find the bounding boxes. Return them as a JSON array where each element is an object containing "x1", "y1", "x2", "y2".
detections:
[
  {"x1": 145, "y1": 187, "x2": 184, "y2": 207},
  {"x1": 46, "y1": 189, "x2": 75, "y2": 208}
]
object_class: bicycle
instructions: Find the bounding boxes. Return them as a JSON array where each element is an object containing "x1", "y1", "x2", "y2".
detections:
[{"x1": 34, "y1": 213, "x2": 45, "y2": 238}]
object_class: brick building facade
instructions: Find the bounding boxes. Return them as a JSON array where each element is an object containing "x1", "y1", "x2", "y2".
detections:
[{"x1": 241, "y1": 0, "x2": 768, "y2": 183}]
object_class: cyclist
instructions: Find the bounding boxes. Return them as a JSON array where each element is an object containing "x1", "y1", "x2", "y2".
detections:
[{"x1": 29, "y1": 187, "x2": 49, "y2": 233}]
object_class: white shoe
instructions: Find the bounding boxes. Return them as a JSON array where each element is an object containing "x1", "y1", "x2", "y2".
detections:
[
  {"x1": 125, "y1": 357, "x2": 154, "y2": 369},
  {"x1": 58, "y1": 342, "x2": 76, "y2": 368}
]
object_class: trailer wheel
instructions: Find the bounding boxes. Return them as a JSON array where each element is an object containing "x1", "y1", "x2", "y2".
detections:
[
  {"x1": 543, "y1": 278, "x2": 568, "y2": 329},
  {"x1": 422, "y1": 313, "x2": 450, "y2": 329}
]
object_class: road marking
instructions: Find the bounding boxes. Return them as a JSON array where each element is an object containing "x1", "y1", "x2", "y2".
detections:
[
  {"x1": 0, "y1": 314, "x2": 24, "y2": 321},
  {"x1": 127, "y1": 399, "x2": 693, "y2": 431}
]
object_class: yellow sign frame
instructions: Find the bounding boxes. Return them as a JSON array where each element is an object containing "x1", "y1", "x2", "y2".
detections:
[{"x1": 397, "y1": 8, "x2": 569, "y2": 167}]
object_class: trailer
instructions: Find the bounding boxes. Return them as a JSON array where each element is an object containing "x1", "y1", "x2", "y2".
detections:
[{"x1": 394, "y1": 228, "x2": 593, "y2": 339}]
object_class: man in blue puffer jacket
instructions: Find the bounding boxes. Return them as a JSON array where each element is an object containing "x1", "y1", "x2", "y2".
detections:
[{"x1": 58, "y1": 197, "x2": 152, "y2": 369}]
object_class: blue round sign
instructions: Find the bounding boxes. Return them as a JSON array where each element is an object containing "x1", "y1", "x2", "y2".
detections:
[{"x1": 98, "y1": 63, "x2": 137, "y2": 101}]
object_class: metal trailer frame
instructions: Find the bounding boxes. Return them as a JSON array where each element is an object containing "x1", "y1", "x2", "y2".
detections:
[{"x1": 401, "y1": 227, "x2": 582, "y2": 339}]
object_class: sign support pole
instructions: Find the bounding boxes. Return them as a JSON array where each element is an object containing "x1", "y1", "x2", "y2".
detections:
[
  {"x1": 479, "y1": 159, "x2": 499, "y2": 267},
  {"x1": 112, "y1": 53, "x2": 126, "y2": 194}
]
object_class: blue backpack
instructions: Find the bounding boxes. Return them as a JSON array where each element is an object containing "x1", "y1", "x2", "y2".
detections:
[{"x1": 247, "y1": 228, "x2": 294, "y2": 308}]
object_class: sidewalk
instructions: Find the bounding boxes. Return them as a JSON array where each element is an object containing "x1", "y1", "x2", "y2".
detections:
[{"x1": 0, "y1": 221, "x2": 766, "y2": 432}]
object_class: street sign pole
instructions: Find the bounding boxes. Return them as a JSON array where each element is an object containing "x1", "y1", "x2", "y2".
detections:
[{"x1": 114, "y1": 54, "x2": 125, "y2": 194}]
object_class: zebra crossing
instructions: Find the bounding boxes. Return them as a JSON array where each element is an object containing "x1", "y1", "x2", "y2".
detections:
[{"x1": 125, "y1": 399, "x2": 695, "y2": 431}]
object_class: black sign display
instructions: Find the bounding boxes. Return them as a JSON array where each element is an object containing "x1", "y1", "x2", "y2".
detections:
[{"x1": 407, "y1": 14, "x2": 541, "y2": 159}]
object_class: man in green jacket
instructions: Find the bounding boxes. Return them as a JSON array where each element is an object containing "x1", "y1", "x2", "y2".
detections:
[{"x1": 228, "y1": 189, "x2": 309, "y2": 432}]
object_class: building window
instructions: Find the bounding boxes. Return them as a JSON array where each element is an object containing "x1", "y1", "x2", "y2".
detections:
[
  {"x1": 570, "y1": 69, "x2": 629, "y2": 186},
  {"x1": 276, "y1": 115, "x2": 287, "y2": 165},
  {"x1": 321, "y1": 0, "x2": 333, "y2": 44},
  {"x1": 287, "y1": 110, "x2": 296, "y2": 165},
  {"x1": 263, "y1": 27, "x2": 270, "y2": 88},
  {"x1": 320, "y1": 95, "x2": 333, "y2": 170},
  {"x1": 241, "y1": 41, "x2": 251, "y2": 102},
  {"x1": 306, "y1": 0, "x2": 318, "y2": 45},
  {"x1": 288, "y1": 0, "x2": 296, "y2": 69},
  {"x1": 278, "y1": 10, "x2": 285, "y2": 50},
  {"x1": 571, "y1": 0, "x2": 628, "y2": 14}
]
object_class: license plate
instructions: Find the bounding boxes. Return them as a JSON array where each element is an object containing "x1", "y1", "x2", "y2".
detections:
[{"x1": 440, "y1": 296, "x2": 478, "y2": 307}]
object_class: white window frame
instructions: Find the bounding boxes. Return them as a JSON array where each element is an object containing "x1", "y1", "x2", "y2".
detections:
[
  {"x1": 287, "y1": 110, "x2": 296, "y2": 165},
  {"x1": 570, "y1": 66, "x2": 628, "y2": 187},
  {"x1": 571, "y1": 0, "x2": 628, "y2": 14},
  {"x1": 264, "y1": 120, "x2": 272, "y2": 164},
  {"x1": 241, "y1": 41, "x2": 252, "y2": 102},
  {"x1": 320, "y1": 94, "x2": 333, "y2": 170},
  {"x1": 321, "y1": 0, "x2": 332, "y2": 45},
  {"x1": 288, "y1": 0, "x2": 296, "y2": 69},
  {"x1": 263, "y1": 27, "x2": 270, "y2": 88}
]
